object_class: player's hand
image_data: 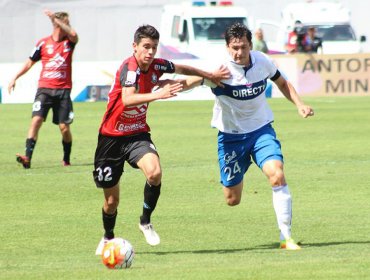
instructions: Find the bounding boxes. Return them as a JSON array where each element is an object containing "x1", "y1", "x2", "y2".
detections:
[
  {"x1": 44, "y1": 9, "x2": 58, "y2": 24},
  {"x1": 157, "y1": 82, "x2": 183, "y2": 99},
  {"x1": 44, "y1": 9, "x2": 54, "y2": 19},
  {"x1": 210, "y1": 65, "x2": 230, "y2": 87},
  {"x1": 298, "y1": 104, "x2": 314, "y2": 118},
  {"x1": 8, "y1": 79, "x2": 16, "y2": 94}
]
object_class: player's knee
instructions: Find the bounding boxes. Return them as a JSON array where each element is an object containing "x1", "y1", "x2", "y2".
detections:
[
  {"x1": 146, "y1": 169, "x2": 162, "y2": 186},
  {"x1": 60, "y1": 125, "x2": 71, "y2": 136},
  {"x1": 105, "y1": 197, "x2": 119, "y2": 212},
  {"x1": 269, "y1": 169, "x2": 286, "y2": 186},
  {"x1": 226, "y1": 196, "x2": 241, "y2": 206},
  {"x1": 32, "y1": 117, "x2": 44, "y2": 128},
  {"x1": 223, "y1": 184, "x2": 242, "y2": 206}
]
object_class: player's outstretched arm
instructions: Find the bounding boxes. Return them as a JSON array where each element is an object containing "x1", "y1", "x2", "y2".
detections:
[
  {"x1": 8, "y1": 59, "x2": 35, "y2": 94},
  {"x1": 274, "y1": 76, "x2": 314, "y2": 118},
  {"x1": 158, "y1": 77, "x2": 203, "y2": 92},
  {"x1": 174, "y1": 64, "x2": 230, "y2": 87},
  {"x1": 44, "y1": 9, "x2": 78, "y2": 43},
  {"x1": 121, "y1": 83, "x2": 183, "y2": 106},
  {"x1": 181, "y1": 76, "x2": 203, "y2": 91}
]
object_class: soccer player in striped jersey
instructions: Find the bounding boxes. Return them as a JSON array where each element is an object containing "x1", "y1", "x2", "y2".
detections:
[
  {"x1": 94, "y1": 24, "x2": 229, "y2": 253},
  {"x1": 8, "y1": 10, "x2": 78, "y2": 168}
]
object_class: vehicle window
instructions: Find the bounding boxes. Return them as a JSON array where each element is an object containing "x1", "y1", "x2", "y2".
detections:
[
  {"x1": 171, "y1": 16, "x2": 181, "y2": 38},
  {"x1": 309, "y1": 25, "x2": 356, "y2": 41},
  {"x1": 192, "y1": 17, "x2": 246, "y2": 40}
]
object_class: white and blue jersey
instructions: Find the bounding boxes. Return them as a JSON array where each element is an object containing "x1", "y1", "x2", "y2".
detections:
[
  {"x1": 211, "y1": 51, "x2": 279, "y2": 134},
  {"x1": 211, "y1": 51, "x2": 283, "y2": 187}
]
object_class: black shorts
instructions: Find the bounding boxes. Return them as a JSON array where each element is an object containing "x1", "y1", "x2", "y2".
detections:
[
  {"x1": 93, "y1": 132, "x2": 159, "y2": 189},
  {"x1": 32, "y1": 88, "x2": 74, "y2": 125}
]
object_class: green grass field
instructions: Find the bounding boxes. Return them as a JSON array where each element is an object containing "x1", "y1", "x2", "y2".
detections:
[{"x1": 1, "y1": 97, "x2": 370, "y2": 280}]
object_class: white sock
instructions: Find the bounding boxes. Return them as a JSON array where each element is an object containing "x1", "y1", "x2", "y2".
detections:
[{"x1": 272, "y1": 185, "x2": 292, "y2": 241}]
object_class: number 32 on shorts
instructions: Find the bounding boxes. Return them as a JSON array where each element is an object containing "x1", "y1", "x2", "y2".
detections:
[
  {"x1": 225, "y1": 161, "x2": 241, "y2": 182},
  {"x1": 96, "y1": 166, "x2": 113, "y2": 182}
]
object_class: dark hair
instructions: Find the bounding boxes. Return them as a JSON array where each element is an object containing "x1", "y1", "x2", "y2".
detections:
[
  {"x1": 54, "y1": 12, "x2": 69, "y2": 20},
  {"x1": 225, "y1": 23, "x2": 252, "y2": 45},
  {"x1": 134, "y1": 25, "x2": 160, "y2": 43}
]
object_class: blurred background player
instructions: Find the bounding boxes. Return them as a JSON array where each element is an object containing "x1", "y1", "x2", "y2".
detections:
[
  {"x1": 285, "y1": 20, "x2": 308, "y2": 53},
  {"x1": 8, "y1": 10, "x2": 78, "y2": 168},
  {"x1": 94, "y1": 24, "x2": 229, "y2": 253},
  {"x1": 204, "y1": 23, "x2": 314, "y2": 249},
  {"x1": 252, "y1": 28, "x2": 269, "y2": 53},
  {"x1": 306, "y1": 26, "x2": 323, "y2": 53}
]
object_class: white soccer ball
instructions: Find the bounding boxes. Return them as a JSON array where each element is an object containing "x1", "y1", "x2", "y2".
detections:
[{"x1": 101, "y1": 238, "x2": 135, "y2": 269}]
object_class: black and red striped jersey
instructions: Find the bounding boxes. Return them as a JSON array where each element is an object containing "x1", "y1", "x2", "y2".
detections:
[
  {"x1": 99, "y1": 56, "x2": 175, "y2": 137},
  {"x1": 30, "y1": 35, "x2": 76, "y2": 89}
]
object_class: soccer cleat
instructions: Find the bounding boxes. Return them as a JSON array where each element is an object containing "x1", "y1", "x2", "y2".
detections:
[
  {"x1": 16, "y1": 154, "x2": 31, "y2": 169},
  {"x1": 280, "y1": 238, "x2": 301, "y2": 250},
  {"x1": 62, "y1": 160, "x2": 71, "y2": 166},
  {"x1": 95, "y1": 237, "x2": 109, "y2": 255},
  {"x1": 139, "y1": 223, "x2": 160, "y2": 246}
]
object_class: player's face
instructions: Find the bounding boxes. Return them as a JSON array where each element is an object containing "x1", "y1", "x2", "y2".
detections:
[
  {"x1": 133, "y1": 38, "x2": 158, "y2": 70},
  {"x1": 227, "y1": 36, "x2": 251, "y2": 65}
]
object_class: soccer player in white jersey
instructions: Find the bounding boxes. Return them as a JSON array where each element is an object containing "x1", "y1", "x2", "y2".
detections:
[{"x1": 202, "y1": 23, "x2": 314, "y2": 250}]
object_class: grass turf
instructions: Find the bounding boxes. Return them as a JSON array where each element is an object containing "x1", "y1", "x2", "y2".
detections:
[{"x1": 0, "y1": 97, "x2": 369, "y2": 279}]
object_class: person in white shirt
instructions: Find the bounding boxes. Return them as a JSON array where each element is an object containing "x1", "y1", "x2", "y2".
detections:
[{"x1": 205, "y1": 23, "x2": 314, "y2": 250}]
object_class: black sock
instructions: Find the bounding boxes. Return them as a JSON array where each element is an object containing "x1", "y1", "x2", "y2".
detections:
[
  {"x1": 62, "y1": 140, "x2": 72, "y2": 163},
  {"x1": 140, "y1": 181, "x2": 161, "y2": 225},
  {"x1": 102, "y1": 209, "x2": 117, "y2": 240},
  {"x1": 25, "y1": 138, "x2": 36, "y2": 159}
]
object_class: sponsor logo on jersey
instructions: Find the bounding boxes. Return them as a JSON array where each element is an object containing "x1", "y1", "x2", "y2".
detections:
[
  {"x1": 45, "y1": 53, "x2": 66, "y2": 68},
  {"x1": 46, "y1": 44, "x2": 54, "y2": 55},
  {"x1": 115, "y1": 122, "x2": 146, "y2": 132},
  {"x1": 151, "y1": 73, "x2": 158, "y2": 84},
  {"x1": 154, "y1": 64, "x2": 166, "y2": 71},
  {"x1": 213, "y1": 79, "x2": 267, "y2": 100},
  {"x1": 42, "y1": 71, "x2": 67, "y2": 79},
  {"x1": 123, "y1": 104, "x2": 148, "y2": 117},
  {"x1": 224, "y1": 151, "x2": 237, "y2": 164}
]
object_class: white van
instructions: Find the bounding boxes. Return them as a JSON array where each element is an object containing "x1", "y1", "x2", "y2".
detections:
[
  {"x1": 266, "y1": 1, "x2": 366, "y2": 54},
  {"x1": 158, "y1": 1, "x2": 277, "y2": 100},
  {"x1": 159, "y1": 1, "x2": 252, "y2": 61}
]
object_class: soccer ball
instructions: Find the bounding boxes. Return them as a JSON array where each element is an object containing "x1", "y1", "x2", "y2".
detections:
[{"x1": 101, "y1": 238, "x2": 135, "y2": 269}]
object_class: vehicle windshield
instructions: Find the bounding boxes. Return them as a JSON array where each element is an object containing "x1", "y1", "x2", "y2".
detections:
[
  {"x1": 192, "y1": 17, "x2": 246, "y2": 41},
  {"x1": 306, "y1": 24, "x2": 356, "y2": 41}
]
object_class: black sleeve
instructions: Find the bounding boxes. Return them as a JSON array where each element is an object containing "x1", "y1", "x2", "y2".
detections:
[
  {"x1": 163, "y1": 60, "x2": 176, "y2": 74},
  {"x1": 120, "y1": 63, "x2": 139, "y2": 90},
  {"x1": 270, "y1": 70, "x2": 281, "y2": 81},
  {"x1": 29, "y1": 44, "x2": 42, "y2": 62}
]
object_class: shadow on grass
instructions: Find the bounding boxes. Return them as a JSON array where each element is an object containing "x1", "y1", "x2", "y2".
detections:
[
  {"x1": 19, "y1": 162, "x2": 94, "y2": 169},
  {"x1": 138, "y1": 240, "x2": 370, "y2": 255},
  {"x1": 299, "y1": 240, "x2": 370, "y2": 248},
  {"x1": 138, "y1": 244, "x2": 279, "y2": 255}
]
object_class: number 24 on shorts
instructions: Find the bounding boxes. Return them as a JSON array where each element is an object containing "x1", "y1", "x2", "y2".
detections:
[{"x1": 225, "y1": 161, "x2": 241, "y2": 182}]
